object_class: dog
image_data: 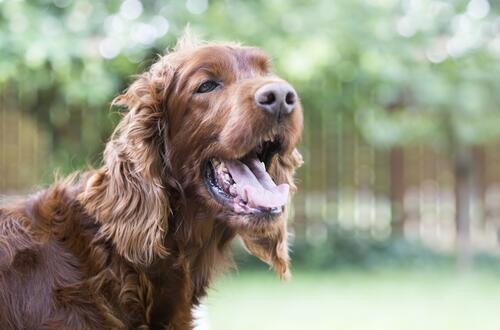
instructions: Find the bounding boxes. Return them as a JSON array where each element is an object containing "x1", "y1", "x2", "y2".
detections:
[{"x1": 0, "y1": 34, "x2": 303, "y2": 329}]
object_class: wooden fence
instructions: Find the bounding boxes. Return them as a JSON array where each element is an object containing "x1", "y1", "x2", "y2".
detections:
[{"x1": 1, "y1": 107, "x2": 500, "y2": 254}]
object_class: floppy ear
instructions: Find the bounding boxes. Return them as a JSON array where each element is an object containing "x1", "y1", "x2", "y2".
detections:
[
  {"x1": 80, "y1": 58, "x2": 175, "y2": 266},
  {"x1": 240, "y1": 149, "x2": 303, "y2": 280}
]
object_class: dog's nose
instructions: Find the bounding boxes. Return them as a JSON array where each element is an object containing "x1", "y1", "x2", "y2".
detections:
[{"x1": 255, "y1": 82, "x2": 297, "y2": 118}]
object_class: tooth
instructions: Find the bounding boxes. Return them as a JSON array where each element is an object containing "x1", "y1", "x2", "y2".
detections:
[{"x1": 241, "y1": 189, "x2": 248, "y2": 203}]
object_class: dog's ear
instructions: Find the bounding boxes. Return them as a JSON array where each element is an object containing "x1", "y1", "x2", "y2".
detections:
[
  {"x1": 80, "y1": 59, "x2": 175, "y2": 266},
  {"x1": 240, "y1": 149, "x2": 303, "y2": 280},
  {"x1": 240, "y1": 219, "x2": 291, "y2": 280}
]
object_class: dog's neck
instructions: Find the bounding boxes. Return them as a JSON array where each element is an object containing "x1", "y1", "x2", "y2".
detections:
[
  {"x1": 145, "y1": 202, "x2": 236, "y2": 327},
  {"x1": 75, "y1": 170, "x2": 237, "y2": 327},
  {"x1": 165, "y1": 199, "x2": 237, "y2": 282}
]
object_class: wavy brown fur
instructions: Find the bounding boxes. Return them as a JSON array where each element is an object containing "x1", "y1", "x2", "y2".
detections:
[{"x1": 0, "y1": 34, "x2": 303, "y2": 329}]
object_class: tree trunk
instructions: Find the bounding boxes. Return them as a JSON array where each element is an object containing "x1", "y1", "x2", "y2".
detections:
[
  {"x1": 453, "y1": 148, "x2": 475, "y2": 271},
  {"x1": 390, "y1": 147, "x2": 405, "y2": 236},
  {"x1": 386, "y1": 97, "x2": 407, "y2": 237},
  {"x1": 472, "y1": 147, "x2": 486, "y2": 227}
]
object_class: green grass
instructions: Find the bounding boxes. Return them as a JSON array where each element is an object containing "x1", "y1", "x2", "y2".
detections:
[{"x1": 204, "y1": 268, "x2": 500, "y2": 330}]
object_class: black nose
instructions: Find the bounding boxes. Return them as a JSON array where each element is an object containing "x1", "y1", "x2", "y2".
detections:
[{"x1": 255, "y1": 82, "x2": 297, "y2": 118}]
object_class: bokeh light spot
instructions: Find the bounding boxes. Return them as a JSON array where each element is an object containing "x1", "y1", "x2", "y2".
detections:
[
  {"x1": 186, "y1": 0, "x2": 208, "y2": 15},
  {"x1": 99, "y1": 38, "x2": 121, "y2": 59},
  {"x1": 120, "y1": 0, "x2": 143, "y2": 20},
  {"x1": 467, "y1": 0, "x2": 490, "y2": 20}
]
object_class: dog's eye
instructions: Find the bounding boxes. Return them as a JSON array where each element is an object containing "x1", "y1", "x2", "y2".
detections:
[{"x1": 196, "y1": 80, "x2": 219, "y2": 94}]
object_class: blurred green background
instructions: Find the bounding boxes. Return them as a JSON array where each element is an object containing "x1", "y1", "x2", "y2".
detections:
[{"x1": 1, "y1": 0, "x2": 500, "y2": 329}]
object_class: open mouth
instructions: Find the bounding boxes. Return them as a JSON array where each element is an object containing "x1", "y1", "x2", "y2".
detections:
[{"x1": 203, "y1": 139, "x2": 288, "y2": 216}]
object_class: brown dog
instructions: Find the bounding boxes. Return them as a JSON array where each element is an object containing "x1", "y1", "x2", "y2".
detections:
[{"x1": 0, "y1": 34, "x2": 303, "y2": 329}]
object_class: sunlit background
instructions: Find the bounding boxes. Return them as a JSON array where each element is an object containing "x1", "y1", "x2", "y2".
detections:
[{"x1": 1, "y1": 0, "x2": 500, "y2": 329}]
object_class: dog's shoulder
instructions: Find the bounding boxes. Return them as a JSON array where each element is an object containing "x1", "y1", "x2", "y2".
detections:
[
  {"x1": 0, "y1": 203, "x2": 37, "y2": 270},
  {"x1": 0, "y1": 171, "x2": 93, "y2": 270}
]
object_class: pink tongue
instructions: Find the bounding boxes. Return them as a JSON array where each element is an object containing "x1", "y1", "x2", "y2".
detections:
[{"x1": 225, "y1": 158, "x2": 289, "y2": 209}]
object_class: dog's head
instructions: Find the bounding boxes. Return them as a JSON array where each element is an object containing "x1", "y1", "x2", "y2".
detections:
[{"x1": 82, "y1": 33, "x2": 303, "y2": 278}]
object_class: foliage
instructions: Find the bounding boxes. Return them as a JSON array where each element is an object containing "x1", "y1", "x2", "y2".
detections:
[
  {"x1": 291, "y1": 226, "x2": 447, "y2": 269},
  {"x1": 234, "y1": 225, "x2": 449, "y2": 270},
  {"x1": 234, "y1": 224, "x2": 500, "y2": 270}
]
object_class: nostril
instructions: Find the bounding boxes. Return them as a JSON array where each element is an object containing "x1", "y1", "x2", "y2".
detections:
[
  {"x1": 285, "y1": 91, "x2": 295, "y2": 106},
  {"x1": 258, "y1": 91, "x2": 276, "y2": 105}
]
